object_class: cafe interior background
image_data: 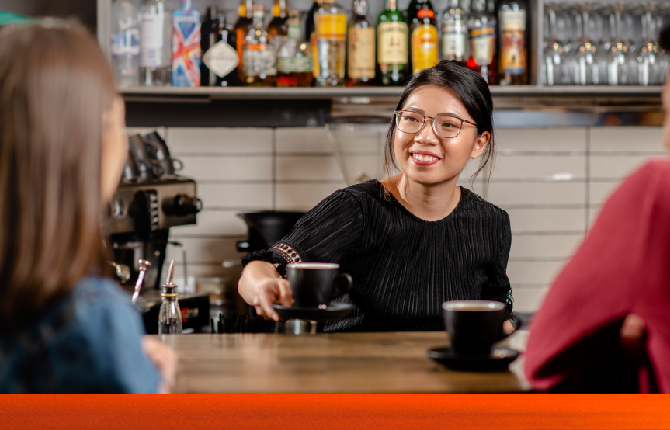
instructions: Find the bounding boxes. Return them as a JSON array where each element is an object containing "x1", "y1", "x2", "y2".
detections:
[{"x1": 2, "y1": 0, "x2": 666, "y2": 325}]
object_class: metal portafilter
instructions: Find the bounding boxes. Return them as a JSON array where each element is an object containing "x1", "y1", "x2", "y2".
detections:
[{"x1": 131, "y1": 259, "x2": 151, "y2": 304}]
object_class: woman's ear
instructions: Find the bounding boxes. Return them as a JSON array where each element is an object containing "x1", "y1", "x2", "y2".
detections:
[{"x1": 470, "y1": 131, "x2": 490, "y2": 159}]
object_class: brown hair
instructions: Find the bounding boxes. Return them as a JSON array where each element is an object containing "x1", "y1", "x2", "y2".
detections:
[{"x1": 0, "y1": 20, "x2": 116, "y2": 327}]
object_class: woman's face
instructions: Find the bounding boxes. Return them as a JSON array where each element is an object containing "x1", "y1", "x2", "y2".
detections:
[
  {"x1": 393, "y1": 85, "x2": 489, "y2": 187},
  {"x1": 101, "y1": 96, "x2": 127, "y2": 203}
]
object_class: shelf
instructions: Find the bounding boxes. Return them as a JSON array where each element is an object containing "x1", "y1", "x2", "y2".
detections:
[{"x1": 119, "y1": 85, "x2": 664, "y2": 101}]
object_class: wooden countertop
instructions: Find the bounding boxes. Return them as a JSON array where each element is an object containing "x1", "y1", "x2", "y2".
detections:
[{"x1": 165, "y1": 331, "x2": 530, "y2": 394}]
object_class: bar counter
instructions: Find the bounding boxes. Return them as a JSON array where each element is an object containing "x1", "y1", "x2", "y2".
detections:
[{"x1": 165, "y1": 331, "x2": 530, "y2": 394}]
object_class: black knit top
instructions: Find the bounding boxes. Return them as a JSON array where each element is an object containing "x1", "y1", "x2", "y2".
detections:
[{"x1": 242, "y1": 180, "x2": 513, "y2": 332}]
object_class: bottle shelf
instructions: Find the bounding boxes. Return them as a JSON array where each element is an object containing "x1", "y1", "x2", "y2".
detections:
[{"x1": 119, "y1": 84, "x2": 663, "y2": 102}]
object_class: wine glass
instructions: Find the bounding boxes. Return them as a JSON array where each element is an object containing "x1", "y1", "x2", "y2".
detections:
[
  {"x1": 605, "y1": 3, "x2": 635, "y2": 85},
  {"x1": 571, "y1": 3, "x2": 606, "y2": 85},
  {"x1": 636, "y1": 2, "x2": 663, "y2": 86}
]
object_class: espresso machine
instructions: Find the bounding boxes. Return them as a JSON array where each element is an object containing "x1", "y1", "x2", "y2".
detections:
[{"x1": 107, "y1": 132, "x2": 210, "y2": 334}]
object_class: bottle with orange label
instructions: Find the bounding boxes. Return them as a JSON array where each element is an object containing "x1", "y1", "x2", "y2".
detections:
[
  {"x1": 233, "y1": 0, "x2": 253, "y2": 81},
  {"x1": 407, "y1": 0, "x2": 438, "y2": 75},
  {"x1": 314, "y1": 0, "x2": 347, "y2": 86}
]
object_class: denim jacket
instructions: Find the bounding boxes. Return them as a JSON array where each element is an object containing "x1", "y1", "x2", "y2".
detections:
[{"x1": 0, "y1": 276, "x2": 161, "y2": 393}]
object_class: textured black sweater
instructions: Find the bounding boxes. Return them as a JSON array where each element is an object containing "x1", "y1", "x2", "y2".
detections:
[{"x1": 242, "y1": 180, "x2": 513, "y2": 332}]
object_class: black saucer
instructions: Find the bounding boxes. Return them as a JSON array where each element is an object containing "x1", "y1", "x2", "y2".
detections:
[
  {"x1": 426, "y1": 346, "x2": 520, "y2": 372},
  {"x1": 272, "y1": 304, "x2": 353, "y2": 322}
]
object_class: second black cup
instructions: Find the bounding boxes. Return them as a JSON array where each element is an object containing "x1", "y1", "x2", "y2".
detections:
[{"x1": 286, "y1": 262, "x2": 352, "y2": 308}]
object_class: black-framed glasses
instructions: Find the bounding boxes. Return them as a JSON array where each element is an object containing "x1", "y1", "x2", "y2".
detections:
[{"x1": 394, "y1": 110, "x2": 478, "y2": 138}]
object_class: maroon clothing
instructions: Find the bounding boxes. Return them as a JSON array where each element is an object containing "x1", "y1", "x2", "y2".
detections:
[{"x1": 524, "y1": 159, "x2": 670, "y2": 393}]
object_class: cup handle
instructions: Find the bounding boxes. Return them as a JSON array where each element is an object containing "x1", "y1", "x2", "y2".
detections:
[{"x1": 331, "y1": 272, "x2": 352, "y2": 300}]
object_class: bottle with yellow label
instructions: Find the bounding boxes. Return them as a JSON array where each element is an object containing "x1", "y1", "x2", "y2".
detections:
[
  {"x1": 407, "y1": 0, "x2": 438, "y2": 75},
  {"x1": 347, "y1": 0, "x2": 375, "y2": 86},
  {"x1": 315, "y1": 0, "x2": 347, "y2": 86},
  {"x1": 377, "y1": 0, "x2": 408, "y2": 86}
]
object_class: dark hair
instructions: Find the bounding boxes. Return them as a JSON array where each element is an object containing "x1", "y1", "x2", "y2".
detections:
[
  {"x1": 383, "y1": 60, "x2": 495, "y2": 184},
  {"x1": 0, "y1": 21, "x2": 114, "y2": 328}
]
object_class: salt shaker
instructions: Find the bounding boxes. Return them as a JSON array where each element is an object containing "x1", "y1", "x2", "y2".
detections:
[{"x1": 158, "y1": 260, "x2": 182, "y2": 335}]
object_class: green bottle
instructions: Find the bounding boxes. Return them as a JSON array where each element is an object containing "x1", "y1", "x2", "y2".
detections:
[{"x1": 377, "y1": 0, "x2": 408, "y2": 86}]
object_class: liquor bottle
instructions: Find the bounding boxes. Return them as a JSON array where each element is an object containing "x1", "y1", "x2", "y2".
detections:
[
  {"x1": 498, "y1": 0, "x2": 528, "y2": 85},
  {"x1": 408, "y1": 0, "x2": 439, "y2": 75},
  {"x1": 276, "y1": 10, "x2": 314, "y2": 87},
  {"x1": 314, "y1": 0, "x2": 347, "y2": 86},
  {"x1": 377, "y1": 0, "x2": 408, "y2": 86},
  {"x1": 467, "y1": 0, "x2": 496, "y2": 84},
  {"x1": 234, "y1": 0, "x2": 253, "y2": 81},
  {"x1": 111, "y1": 1, "x2": 140, "y2": 86},
  {"x1": 241, "y1": 5, "x2": 277, "y2": 86},
  {"x1": 157, "y1": 261, "x2": 182, "y2": 335},
  {"x1": 268, "y1": 0, "x2": 289, "y2": 37},
  {"x1": 172, "y1": 0, "x2": 201, "y2": 87},
  {"x1": 347, "y1": 0, "x2": 375, "y2": 86},
  {"x1": 441, "y1": 0, "x2": 468, "y2": 63},
  {"x1": 139, "y1": 0, "x2": 171, "y2": 85},
  {"x1": 201, "y1": 7, "x2": 239, "y2": 86},
  {"x1": 304, "y1": 0, "x2": 321, "y2": 42}
]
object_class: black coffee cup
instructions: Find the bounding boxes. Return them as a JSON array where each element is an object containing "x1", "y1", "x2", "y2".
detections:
[
  {"x1": 443, "y1": 300, "x2": 522, "y2": 357},
  {"x1": 286, "y1": 263, "x2": 352, "y2": 308}
]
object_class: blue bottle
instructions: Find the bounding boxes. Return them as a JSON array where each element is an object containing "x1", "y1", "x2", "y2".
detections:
[{"x1": 172, "y1": 0, "x2": 201, "y2": 86}]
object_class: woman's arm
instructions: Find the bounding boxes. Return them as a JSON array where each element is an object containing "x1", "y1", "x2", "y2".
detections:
[{"x1": 238, "y1": 261, "x2": 293, "y2": 320}]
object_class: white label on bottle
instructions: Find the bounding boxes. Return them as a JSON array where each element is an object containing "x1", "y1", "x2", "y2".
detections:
[
  {"x1": 470, "y1": 23, "x2": 495, "y2": 65},
  {"x1": 442, "y1": 33, "x2": 466, "y2": 58},
  {"x1": 112, "y1": 28, "x2": 141, "y2": 56},
  {"x1": 277, "y1": 56, "x2": 313, "y2": 73},
  {"x1": 203, "y1": 41, "x2": 239, "y2": 77},
  {"x1": 141, "y1": 12, "x2": 164, "y2": 66},
  {"x1": 243, "y1": 48, "x2": 277, "y2": 76},
  {"x1": 502, "y1": 9, "x2": 525, "y2": 32}
]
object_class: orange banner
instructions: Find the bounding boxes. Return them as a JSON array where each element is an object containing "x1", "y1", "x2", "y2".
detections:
[{"x1": 0, "y1": 395, "x2": 669, "y2": 429}]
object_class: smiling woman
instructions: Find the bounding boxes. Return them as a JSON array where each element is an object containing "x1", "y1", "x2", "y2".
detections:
[{"x1": 238, "y1": 60, "x2": 513, "y2": 332}]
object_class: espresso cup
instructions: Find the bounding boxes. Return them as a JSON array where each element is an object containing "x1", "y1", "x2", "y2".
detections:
[
  {"x1": 286, "y1": 262, "x2": 352, "y2": 308},
  {"x1": 443, "y1": 300, "x2": 519, "y2": 357}
]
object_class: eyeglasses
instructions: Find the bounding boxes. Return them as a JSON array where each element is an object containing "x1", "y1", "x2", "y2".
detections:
[{"x1": 394, "y1": 110, "x2": 478, "y2": 138}]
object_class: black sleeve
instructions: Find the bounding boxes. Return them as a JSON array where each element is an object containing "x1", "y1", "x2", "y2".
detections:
[
  {"x1": 480, "y1": 210, "x2": 514, "y2": 319},
  {"x1": 241, "y1": 189, "x2": 364, "y2": 277}
]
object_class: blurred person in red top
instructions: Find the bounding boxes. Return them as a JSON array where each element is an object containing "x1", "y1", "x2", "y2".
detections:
[{"x1": 523, "y1": 25, "x2": 670, "y2": 393}]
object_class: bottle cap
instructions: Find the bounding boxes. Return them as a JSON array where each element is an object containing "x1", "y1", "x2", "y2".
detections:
[{"x1": 161, "y1": 260, "x2": 179, "y2": 296}]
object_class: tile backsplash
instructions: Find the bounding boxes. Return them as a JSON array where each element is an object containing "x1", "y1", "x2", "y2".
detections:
[{"x1": 129, "y1": 125, "x2": 664, "y2": 313}]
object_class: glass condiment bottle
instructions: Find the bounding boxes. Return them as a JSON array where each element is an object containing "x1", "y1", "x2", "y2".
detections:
[
  {"x1": 158, "y1": 261, "x2": 182, "y2": 335},
  {"x1": 241, "y1": 5, "x2": 277, "y2": 86},
  {"x1": 314, "y1": 0, "x2": 347, "y2": 86},
  {"x1": 347, "y1": 0, "x2": 376, "y2": 86},
  {"x1": 377, "y1": 0, "x2": 408, "y2": 86}
]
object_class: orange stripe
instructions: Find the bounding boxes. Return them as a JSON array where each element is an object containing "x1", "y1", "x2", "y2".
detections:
[{"x1": 1, "y1": 395, "x2": 669, "y2": 429}]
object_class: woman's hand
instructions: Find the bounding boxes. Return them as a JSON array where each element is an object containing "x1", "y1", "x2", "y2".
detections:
[
  {"x1": 142, "y1": 337, "x2": 178, "y2": 394},
  {"x1": 252, "y1": 277, "x2": 293, "y2": 321},
  {"x1": 238, "y1": 261, "x2": 293, "y2": 321}
]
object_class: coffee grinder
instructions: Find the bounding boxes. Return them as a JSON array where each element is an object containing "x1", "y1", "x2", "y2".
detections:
[{"x1": 107, "y1": 132, "x2": 210, "y2": 334}]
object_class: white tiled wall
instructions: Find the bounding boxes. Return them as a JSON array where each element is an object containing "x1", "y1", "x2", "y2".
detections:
[{"x1": 139, "y1": 125, "x2": 665, "y2": 314}]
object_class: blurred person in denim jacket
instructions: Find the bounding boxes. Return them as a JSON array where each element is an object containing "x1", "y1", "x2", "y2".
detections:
[{"x1": 0, "y1": 20, "x2": 176, "y2": 393}]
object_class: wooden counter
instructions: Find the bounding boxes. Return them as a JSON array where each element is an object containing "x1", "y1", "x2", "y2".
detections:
[{"x1": 165, "y1": 331, "x2": 530, "y2": 394}]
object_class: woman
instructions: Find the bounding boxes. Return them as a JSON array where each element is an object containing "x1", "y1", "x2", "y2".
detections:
[
  {"x1": 239, "y1": 61, "x2": 513, "y2": 332},
  {"x1": 523, "y1": 26, "x2": 670, "y2": 394},
  {"x1": 0, "y1": 21, "x2": 175, "y2": 393}
]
